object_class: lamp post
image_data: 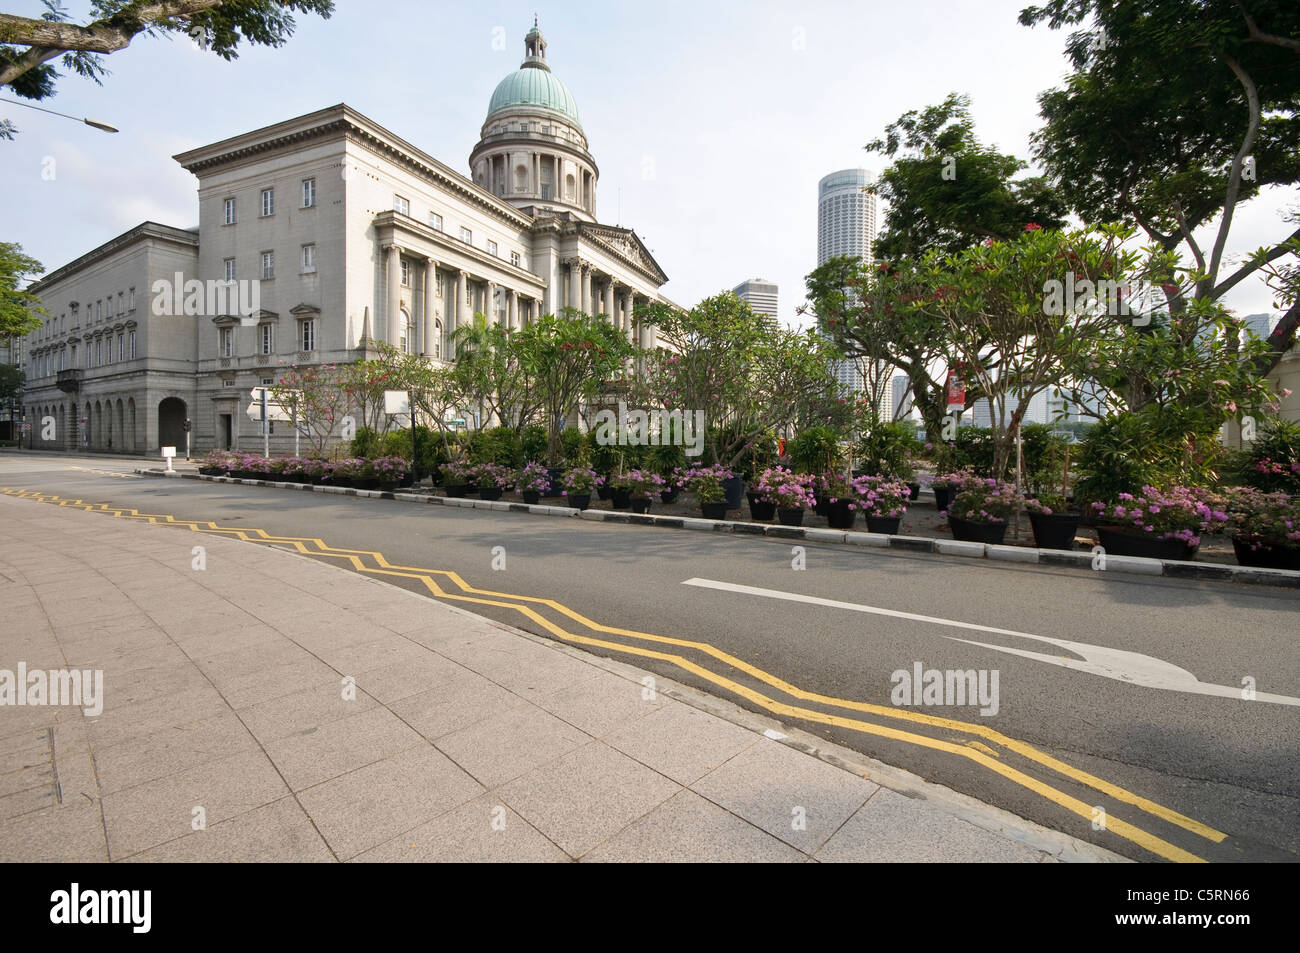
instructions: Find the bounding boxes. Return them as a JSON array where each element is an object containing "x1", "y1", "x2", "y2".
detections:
[{"x1": 0, "y1": 97, "x2": 118, "y2": 133}]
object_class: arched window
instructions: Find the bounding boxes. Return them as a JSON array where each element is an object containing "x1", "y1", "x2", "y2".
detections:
[
  {"x1": 434, "y1": 319, "x2": 443, "y2": 360},
  {"x1": 565, "y1": 174, "x2": 575, "y2": 201},
  {"x1": 515, "y1": 164, "x2": 528, "y2": 192},
  {"x1": 399, "y1": 308, "x2": 411, "y2": 354}
]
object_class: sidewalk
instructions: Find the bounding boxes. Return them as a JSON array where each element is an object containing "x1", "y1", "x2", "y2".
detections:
[{"x1": 0, "y1": 493, "x2": 1112, "y2": 862}]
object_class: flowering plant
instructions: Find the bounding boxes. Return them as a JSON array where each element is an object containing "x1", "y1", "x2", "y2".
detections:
[
  {"x1": 440, "y1": 461, "x2": 476, "y2": 484},
  {"x1": 1089, "y1": 486, "x2": 1228, "y2": 547},
  {"x1": 515, "y1": 462, "x2": 552, "y2": 495},
  {"x1": 475, "y1": 462, "x2": 514, "y2": 490},
  {"x1": 1212, "y1": 487, "x2": 1300, "y2": 547},
  {"x1": 328, "y1": 458, "x2": 365, "y2": 483},
  {"x1": 681, "y1": 464, "x2": 735, "y2": 504},
  {"x1": 932, "y1": 469, "x2": 982, "y2": 491},
  {"x1": 363, "y1": 456, "x2": 410, "y2": 484},
  {"x1": 948, "y1": 477, "x2": 1020, "y2": 524},
  {"x1": 755, "y1": 467, "x2": 816, "y2": 509},
  {"x1": 561, "y1": 465, "x2": 605, "y2": 494},
  {"x1": 1023, "y1": 492, "x2": 1071, "y2": 515},
  {"x1": 620, "y1": 468, "x2": 666, "y2": 498},
  {"x1": 852, "y1": 475, "x2": 911, "y2": 517},
  {"x1": 199, "y1": 450, "x2": 237, "y2": 472}
]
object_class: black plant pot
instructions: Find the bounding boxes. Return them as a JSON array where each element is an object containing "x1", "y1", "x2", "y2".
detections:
[
  {"x1": 568, "y1": 493, "x2": 591, "y2": 511},
  {"x1": 826, "y1": 500, "x2": 857, "y2": 530},
  {"x1": 722, "y1": 475, "x2": 745, "y2": 509},
  {"x1": 479, "y1": 486, "x2": 504, "y2": 501},
  {"x1": 546, "y1": 467, "x2": 565, "y2": 497},
  {"x1": 630, "y1": 498, "x2": 651, "y2": 514},
  {"x1": 814, "y1": 494, "x2": 831, "y2": 518},
  {"x1": 1232, "y1": 536, "x2": 1300, "y2": 570},
  {"x1": 199, "y1": 466, "x2": 224, "y2": 477},
  {"x1": 907, "y1": 482, "x2": 921, "y2": 501},
  {"x1": 522, "y1": 491, "x2": 541, "y2": 505},
  {"x1": 934, "y1": 486, "x2": 954, "y2": 512},
  {"x1": 1029, "y1": 512, "x2": 1081, "y2": 551},
  {"x1": 948, "y1": 516, "x2": 1008, "y2": 544},
  {"x1": 611, "y1": 488, "x2": 632, "y2": 510},
  {"x1": 1096, "y1": 525, "x2": 1197, "y2": 561},
  {"x1": 701, "y1": 502, "x2": 728, "y2": 520},
  {"x1": 445, "y1": 484, "x2": 471, "y2": 498},
  {"x1": 660, "y1": 487, "x2": 680, "y2": 504},
  {"x1": 778, "y1": 508, "x2": 806, "y2": 526},
  {"x1": 866, "y1": 515, "x2": 902, "y2": 535},
  {"x1": 749, "y1": 500, "x2": 777, "y2": 522},
  {"x1": 597, "y1": 483, "x2": 614, "y2": 501}
]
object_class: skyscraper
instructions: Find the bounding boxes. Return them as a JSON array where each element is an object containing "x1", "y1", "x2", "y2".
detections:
[
  {"x1": 732, "y1": 279, "x2": 779, "y2": 329},
  {"x1": 818, "y1": 169, "x2": 879, "y2": 398},
  {"x1": 818, "y1": 169, "x2": 877, "y2": 266}
]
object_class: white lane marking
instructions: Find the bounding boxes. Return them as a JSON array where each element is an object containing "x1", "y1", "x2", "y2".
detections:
[{"x1": 681, "y1": 578, "x2": 1300, "y2": 708}]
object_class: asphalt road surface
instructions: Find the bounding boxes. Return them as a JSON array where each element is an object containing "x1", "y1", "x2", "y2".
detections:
[{"x1": 3, "y1": 453, "x2": 1297, "y2": 863}]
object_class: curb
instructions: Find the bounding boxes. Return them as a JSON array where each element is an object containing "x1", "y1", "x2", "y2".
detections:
[{"x1": 136, "y1": 469, "x2": 1300, "y2": 590}]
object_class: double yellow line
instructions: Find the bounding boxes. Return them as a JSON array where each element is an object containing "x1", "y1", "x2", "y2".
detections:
[{"x1": 3, "y1": 486, "x2": 1227, "y2": 862}]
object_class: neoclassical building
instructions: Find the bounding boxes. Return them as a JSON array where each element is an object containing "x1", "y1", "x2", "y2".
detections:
[{"x1": 20, "y1": 21, "x2": 670, "y2": 455}]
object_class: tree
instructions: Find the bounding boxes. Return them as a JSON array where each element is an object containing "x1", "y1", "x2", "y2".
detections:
[
  {"x1": 637, "y1": 292, "x2": 836, "y2": 469},
  {"x1": 1019, "y1": 0, "x2": 1300, "y2": 374},
  {"x1": 1, "y1": 0, "x2": 333, "y2": 137},
  {"x1": 512, "y1": 310, "x2": 634, "y2": 465},
  {"x1": 867, "y1": 93, "x2": 1067, "y2": 259},
  {"x1": 270, "y1": 361, "x2": 348, "y2": 457},
  {"x1": 1, "y1": 241, "x2": 43, "y2": 337},
  {"x1": 448, "y1": 315, "x2": 540, "y2": 434}
]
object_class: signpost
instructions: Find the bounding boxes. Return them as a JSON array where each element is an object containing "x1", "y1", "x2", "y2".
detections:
[
  {"x1": 161, "y1": 446, "x2": 176, "y2": 472},
  {"x1": 183, "y1": 418, "x2": 192, "y2": 461}
]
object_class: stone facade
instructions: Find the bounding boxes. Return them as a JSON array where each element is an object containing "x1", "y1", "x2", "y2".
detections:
[{"x1": 19, "y1": 23, "x2": 669, "y2": 457}]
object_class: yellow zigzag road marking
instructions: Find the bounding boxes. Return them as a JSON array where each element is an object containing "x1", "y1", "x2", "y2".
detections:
[
  {"x1": 2, "y1": 486, "x2": 1220, "y2": 862},
  {"x1": 64, "y1": 466, "x2": 140, "y2": 479}
]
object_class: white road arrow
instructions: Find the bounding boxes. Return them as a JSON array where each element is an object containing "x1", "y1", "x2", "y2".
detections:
[{"x1": 681, "y1": 578, "x2": 1300, "y2": 707}]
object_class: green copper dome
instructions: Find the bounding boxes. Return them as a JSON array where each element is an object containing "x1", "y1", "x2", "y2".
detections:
[{"x1": 487, "y1": 66, "x2": 582, "y2": 129}]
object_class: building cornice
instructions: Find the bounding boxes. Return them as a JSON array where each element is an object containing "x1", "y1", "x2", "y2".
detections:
[
  {"x1": 173, "y1": 104, "x2": 537, "y2": 231},
  {"x1": 29, "y1": 222, "x2": 199, "y2": 294}
]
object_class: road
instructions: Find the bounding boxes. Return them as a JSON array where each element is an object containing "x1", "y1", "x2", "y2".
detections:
[{"x1": 2, "y1": 452, "x2": 1297, "y2": 862}]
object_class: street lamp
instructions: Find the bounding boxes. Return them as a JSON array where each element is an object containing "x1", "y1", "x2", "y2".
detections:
[{"x1": 0, "y1": 96, "x2": 118, "y2": 133}]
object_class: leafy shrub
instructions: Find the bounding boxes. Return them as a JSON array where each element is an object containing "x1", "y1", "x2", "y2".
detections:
[
  {"x1": 1240, "y1": 417, "x2": 1300, "y2": 495},
  {"x1": 1073, "y1": 408, "x2": 1225, "y2": 504},
  {"x1": 788, "y1": 426, "x2": 843, "y2": 474},
  {"x1": 855, "y1": 421, "x2": 920, "y2": 478},
  {"x1": 466, "y1": 426, "x2": 523, "y2": 467},
  {"x1": 521, "y1": 425, "x2": 549, "y2": 463}
]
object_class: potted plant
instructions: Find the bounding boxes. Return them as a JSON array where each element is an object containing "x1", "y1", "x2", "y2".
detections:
[
  {"x1": 931, "y1": 469, "x2": 979, "y2": 514},
  {"x1": 855, "y1": 475, "x2": 911, "y2": 535},
  {"x1": 516, "y1": 462, "x2": 552, "y2": 505},
  {"x1": 947, "y1": 477, "x2": 1019, "y2": 544},
  {"x1": 756, "y1": 467, "x2": 817, "y2": 526},
  {"x1": 661, "y1": 467, "x2": 684, "y2": 504},
  {"x1": 560, "y1": 464, "x2": 604, "y2": 511},
  {"x1": 475, "y1": 462, "x2": 513, "y2": 501},
  {"x1": 328, "y1": 458, "x2": 363, "y2": 488},
  {"x1": 1089, "y1": 486, "x2": 1226, "y2": 561},
  {"x1": 1023, "y1": 493, "x2": 1081, "y2": 550},
  {"x1": 198, "y1": 450, "x2": 234, "y2": 477},
  {"x1": 606, "y1": 471, "x2": 635, "y2": 510},
  {"x1": 820, "y1": 474, "x2": 860, "y2": 530},
  {"x1": 619, "y1": 468, "x2": 664, "y2": 514},
  {"x1": 440, "y1": 461, "x2": 476, "y2": 498},
  {"x1": 682, "y1": 464, "x2": 734, "y2": 520},
  {"x1": 1215, "y1": 487, "x2": 1300, "y2": 570},
  {"x1": 369, "y1": 456, "x2": 410, "y2": 491}
]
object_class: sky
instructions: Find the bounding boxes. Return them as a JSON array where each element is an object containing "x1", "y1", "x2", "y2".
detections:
[{"x1": 2, "y1": 0, "x2": 1293, "y2": 324}]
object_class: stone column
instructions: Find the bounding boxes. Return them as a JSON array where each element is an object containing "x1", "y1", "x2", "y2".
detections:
[
  {"x1": 386, "y1": 244, "x2": 403, "y2": 348},
  {"x1": 626, "y1": 293, "x2": 637, "y2": 346},
  {"x1": 486, "y1": 282, "x2": 497, "y2": 325},
  {"x1": 582, "y1": 266, "x2": 593, "y2": 316},
  {"x1": 423, "y1": 258, "x2": 437, "y2": 356},
  {"x1": 568, "y1": 262, "x2": 580, "y2": 313},
  {"x1": 508, "y1": 290, "x2": 519, "y2": 331},
  {"x1": 455, "y1": 271, "x2": 467, "y2": 330},
  {"x1": 603, "y1": 281, "x2": 615, "y2": 320}
]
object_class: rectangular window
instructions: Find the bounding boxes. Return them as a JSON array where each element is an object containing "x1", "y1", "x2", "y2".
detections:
[
  {"x1": 70, "y1": 343, "x2": 77, "y2": 366},
  {"x1": 540, "y1": 185, "x2": 551, "y2": 200},
  {"x1": 301, "y1": 320, "x2": 316, "y2": 352},
  {"x1": 459, "y1": 227, "x2": 472, "y2": 244},
  {"x1": 219, "y1": 327, "x2": 233, "y2": 358},
  {"x1": 96, "y1": 338, "x2": 102, "y2": 365},
  {"x1": 510, "y1": 251, "x2": 521, "y2": 268},
  {"x1": 128, "y1": 330, "x2": 136, "y2": 358},
  {"x1": 302, "y1": 178, "x2": 316, "y2": 208},
  {"x1": 117, "y1": 333, "x2": 124, "y2": 362},
  {"x1": 128, "y1": 287, "x2": 135, "y2": 311},
  {"x1": 394, "y1": 194, "x2": 409, "y2": 216},
  {"x1": 261, "y1": 188, "x2": 274, "y2": 217},
  {"x1": 301, "y1": 243, "x2": 315, "y2": 272},
  {"x1": 436, "y1": 274, "x2": 444, "y2": 296},
  {"x1": 224, "y1": 258, "x2": 236, "y2": 282},
  {"x1": 429, "y1": 212, "x2": 443, "y2": 232},
  {"x1": 117, "y1": 292, "x2": 123, "y2": 316},
  {"x1": 261, "y1": 251, "x2": 274, "y2": 280},
  {"x1": 401, "y1": 259, "x2": 410, "y2": 286},
  {"x1": 224, "y1": 197, "x2": 236, "y2": 224},
  {"x1": 259, "y1": 324, "x2": 274, "y2": 356},
  {"x1": 487, "y1": 240, "x2": 498, "y2": 257},
  {"x1": 222, "y1": 378, "x2": 234, "y2": 387}
]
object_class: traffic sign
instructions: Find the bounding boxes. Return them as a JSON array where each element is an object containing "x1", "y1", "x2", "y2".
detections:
[{"x1": 246, "y1": 400, "x2": 293, "y2": 422}]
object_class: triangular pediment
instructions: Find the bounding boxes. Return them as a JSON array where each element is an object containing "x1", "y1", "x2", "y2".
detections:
[{"x1": 577, "y1": 223, "x2": 668, "y2": 285}]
